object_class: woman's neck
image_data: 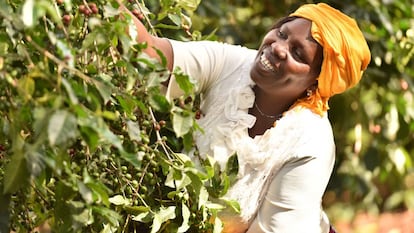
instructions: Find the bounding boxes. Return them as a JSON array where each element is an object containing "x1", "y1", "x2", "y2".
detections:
[{"x1": 248, "y1": 86, "x2": 293, "y2": 137}]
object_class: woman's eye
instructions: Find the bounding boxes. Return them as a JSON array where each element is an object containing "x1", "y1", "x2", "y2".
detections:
[
  {"x1": 293, "y1": 49, "x2": 305, "y2": 62},
  {"x1": 277, "y1": 30, "x2": 287, "y2": 39}
]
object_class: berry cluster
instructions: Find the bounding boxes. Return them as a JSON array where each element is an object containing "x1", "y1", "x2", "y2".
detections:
[
  {"x1": 79, "y1": 3, "x2": 99, "y2": 17},
  {"x1": 59, "y1": 1, "x2": 100, "y2": 26}
]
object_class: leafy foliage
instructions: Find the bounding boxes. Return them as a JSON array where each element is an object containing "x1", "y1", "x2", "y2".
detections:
[
  {"x1": 0, "y1": 0, "x2": 238, "y2": 232},
  {"x1": 1, "y1": 0, "x2": 413, "y2": 232}
]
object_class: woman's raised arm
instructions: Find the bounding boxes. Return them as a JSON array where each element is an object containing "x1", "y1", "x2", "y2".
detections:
[{"x1": 118, "y1": 1, "x2": 173, "y2": 71}]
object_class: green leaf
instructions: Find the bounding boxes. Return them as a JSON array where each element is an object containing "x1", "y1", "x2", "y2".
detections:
[
  {"x1": 86, "y1": 182, "x2": 110, "y2": 206},
  {"x1": 48, "y1": 110, "x2": 78, "y2": 147},
  {"x1": 174, "y1": 68, "x2": 195, "y2": 95},
  {"x1": 213, "y1": 216, "x2": 223, "y2": 233},
  {"x1": 92, "y1": 206, "x2": 121, "y2": 228},
  {"x1": 176, "y1": 173, "x2": 192, "y2": 190},
  {"x1": 21, "y1": 0, "x2": 35, "y2": 26},
  {"x1": 132, "y1": 211, "x2": 152, "y2": 223},
  {"x1": 120, "y1": 151, "x2": 141, "y2": 168},
  {"x1": 222, "y1": 199, "x2": 240, "y2": 214},
  {"x1": 149, "y1": 91, "x2": 171, "y2": 113},
  {"x1": 174, "y1": 153, "x2": 192, "y2": 164},
  {"x1": 3, "y1": 138, "x2": 28, "y2": 194},
  {"x1": 124, "y1": 206, "x2": 150, "y2": 215},
  {"x1": 0, "y1": 193, "x2": 10, "y2": 233},
  {"x1": 182, "y1": 132, "x2": 194, "y2": 152},
  {"x1": 17, "y1": 76, "x2": 35, "y2": 100},
  {"x1": 61, "y1": 78, "x2": 79, "y2": 104},
  {"x1": 177, "y1": 0, "x2": 200, "y2": 12},
  {"x1": 198, "y1": 186, "x2": 209, "y2": 210},
  {"x1": 79, "y1": 126, "x2": 99, "y2": 152},
  {"x1": 168, "y1": 13, "x2": 181, "y2": 26},
  {"x1": 165, "y1": 169, "x2": 176, "y2": 188},
  {"x1": 177, "y1": 203, "x2": 190, "y2": 233},
  {"x1": 109, "y1": 195, "x2": 130, "y2": 206},
  {"x1": 172, "y1": 108, "x2": 194, "y2": 137},
  {"x1": 71, "y1": 203, "x2": 94, "y2": 226},
  {"x1": 101, "y1": 223, "x2": 118, "y2": 233},
  {"x1": 205, "y1": 203, "x2": 224, "y2": 210},
  {"x1": 225, "y1": 153, "x2": 239, "y2": 185},
  {"x1": 93, "y1": 79, "x2": 114, "y2": 104},
  {"x1": 151, "y1": 206, "x2": 176, "y2": 233},
  {"x1": 78, "y1": 181, "x2": 93, "y2": 204},
  {"x1": 56, "y1": 40, "x2": 74, "y2": 67},
  {"x1": 103, "y1": 3, "x2": 119, "y2": 18},
  {"x1": 117, "y1": 95, "x2": 140, "y2": 116},
  {"x1": 126, "y1": 120, "x2": 141, "y2": 141},
  {"x1": 384, "y1": 191, "x2": 404, "y2": 210},
  {"x1": 404, "y1": 189, "x2": 414, "y2": 209}
]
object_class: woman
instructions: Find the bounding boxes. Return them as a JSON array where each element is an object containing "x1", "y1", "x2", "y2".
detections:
[{"x1": 121, "y1": 2, "x2": 371, "y2": 232}]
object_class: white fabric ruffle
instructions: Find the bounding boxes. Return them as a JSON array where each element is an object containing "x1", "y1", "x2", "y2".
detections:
[{"x1": 192, "y1": 73, "x2": 324, "y2": 223}]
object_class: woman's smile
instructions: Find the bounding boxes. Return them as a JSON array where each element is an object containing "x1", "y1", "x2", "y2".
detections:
[
  {"x1": 250, "y1": 18, "x2": 323, "y2": 100},
  {"x1": 260, "y1": 51, "x2": 276, "y2": 72}
]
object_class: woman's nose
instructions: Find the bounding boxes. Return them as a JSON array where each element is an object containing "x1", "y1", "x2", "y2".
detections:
[{"x1": 271, "y1": 42, "x2": 287, "y2": 60}]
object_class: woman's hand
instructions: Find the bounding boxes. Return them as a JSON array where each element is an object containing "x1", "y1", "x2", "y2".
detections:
[{"x1": 117, "y1": 0, "x2": 173, "y2": 71}]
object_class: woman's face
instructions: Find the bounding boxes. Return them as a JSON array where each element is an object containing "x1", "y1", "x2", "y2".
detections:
[{"x1": 250, "y1": 18, "x2": 323, "y2": 100}]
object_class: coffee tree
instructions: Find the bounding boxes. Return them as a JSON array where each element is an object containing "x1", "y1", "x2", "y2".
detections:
[{"x1": 0, "y1": 0, "x2": 238, "y2": 232}]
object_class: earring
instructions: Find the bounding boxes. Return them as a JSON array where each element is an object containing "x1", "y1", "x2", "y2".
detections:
[{"x1": 306, "y1": 89, "x2": 312, "y2": 97}]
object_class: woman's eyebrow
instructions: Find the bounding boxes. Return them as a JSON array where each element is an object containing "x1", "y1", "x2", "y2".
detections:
[{"x1": 306, "y1": 35, "x2": 318, "y2": 44}]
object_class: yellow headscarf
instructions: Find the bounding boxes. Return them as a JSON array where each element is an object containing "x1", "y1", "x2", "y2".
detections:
[{"x1": 290, "y1": 3, "x2": 371, "y2": 115}]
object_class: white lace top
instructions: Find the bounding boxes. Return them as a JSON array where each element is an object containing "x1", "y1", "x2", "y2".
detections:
[{"x1": 167, "y1": 40, "x2": 335, "y2": 233}]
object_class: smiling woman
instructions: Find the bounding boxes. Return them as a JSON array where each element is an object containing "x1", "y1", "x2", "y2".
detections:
[
  {"x1": 122, "y1": 2, "x2": 370, "y2": 233},
  {"x1": 249, "y1": 17, "x2": 324, "y2": 136}
]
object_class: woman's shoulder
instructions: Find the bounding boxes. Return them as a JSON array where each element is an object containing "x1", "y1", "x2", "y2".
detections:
[
  {"x1": 277, "y1": 107, "x2": 335, "y2": 158},
  {"x1": 283, "y1": 107, "x2": 332, "y2": 131}
]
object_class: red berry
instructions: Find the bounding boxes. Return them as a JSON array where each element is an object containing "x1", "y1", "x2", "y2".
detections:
[
  {"x1": 159, "y1": 120, "x2": 166, "y2": 127},
  {"x1": 137, "y1": 13, "x2": 144, "y2": 20},
  {"x1": 195, "y1": 110, "x2": 202, "y2": 120},
  {"x1": 179, "y1": 99, "x2": 185, "y2": 108},
  {"x1": 56, "y1": 0, "x2": 64, "y2": 5},
  {"x1": 84, "y1": 8, "x2": 92, "y2": 16},
  {"x1": 400, "y1": 79, "x2": 408, "y2": 91},
  {"x1": 89, "y1": 3, "x2": 98, "y2": 14},
  {"x1": 131, "y1": 9, "x2": 140, "y2": 17},
  {"x1": 62, "y1": 14, "x2": 71, "y2": 25},
  {"x1": 184, "y1": 96, "x2": 193, "y2": 104},
  {"x1": 79, "y1": 4, "x2": 86, "y2": 13},
  {"x1": 154, "y1": 123, "x2": 161, "y2": 131}
]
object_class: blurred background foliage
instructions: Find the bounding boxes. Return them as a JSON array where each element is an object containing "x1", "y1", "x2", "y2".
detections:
[
  {"x1": 0, "y1": 0, "x2": 413, "y2": 232},
  {"x1": 177, "y1": 0, "x2": 414, "y2": 225}
]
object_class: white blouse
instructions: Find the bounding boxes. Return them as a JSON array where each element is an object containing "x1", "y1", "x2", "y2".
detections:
[{"x1": 167, "y1": 39, "x2": 335, "y2": 233}]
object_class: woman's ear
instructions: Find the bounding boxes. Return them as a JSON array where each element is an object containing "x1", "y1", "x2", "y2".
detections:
[{"x1": 310, "y1": 81, "x2": 318, "y2": 92}]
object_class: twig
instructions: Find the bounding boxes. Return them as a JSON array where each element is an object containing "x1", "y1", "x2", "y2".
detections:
[
  {"x1": 136, "y1": 0, "x2": 157, "y2": 36},
  {"x1": 148, "y1": 106, "x2": 172, "y2": 160},
  {"x1": 25, "y1": 35, "x2": 93, "y2": 84}
]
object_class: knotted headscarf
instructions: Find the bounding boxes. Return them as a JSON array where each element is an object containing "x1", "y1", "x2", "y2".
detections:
[{"x1": 290, "y1": 3, "x2": 371, "y2": 115}]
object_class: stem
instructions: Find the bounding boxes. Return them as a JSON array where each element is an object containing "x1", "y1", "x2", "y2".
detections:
[
  {"x1": 148, "y1": 106, "x2": 172, "y2": 160},
  {"x1": 25, "y1": 36, "x2": 93, "y2": 84},
  {"x1": 121, "y1": 214, "x2": 130, "y2": 233},
  {"x1": 136, "y1": 0, "x2": 157, "y2": 36}
]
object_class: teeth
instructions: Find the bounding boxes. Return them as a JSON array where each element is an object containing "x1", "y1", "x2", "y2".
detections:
[{"x1": 260, "y1": 53, "x2": 275, "y2": 72}]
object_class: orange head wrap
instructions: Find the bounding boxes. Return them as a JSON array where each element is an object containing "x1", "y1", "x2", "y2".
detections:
[{"x1": 290, "y1": 3, "x2": 371, "y2": 115}]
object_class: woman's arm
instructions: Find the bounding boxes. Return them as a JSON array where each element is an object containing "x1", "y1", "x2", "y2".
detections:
[{"x1": 118, "y1": 1, "x2": 173, "y2": 71}]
